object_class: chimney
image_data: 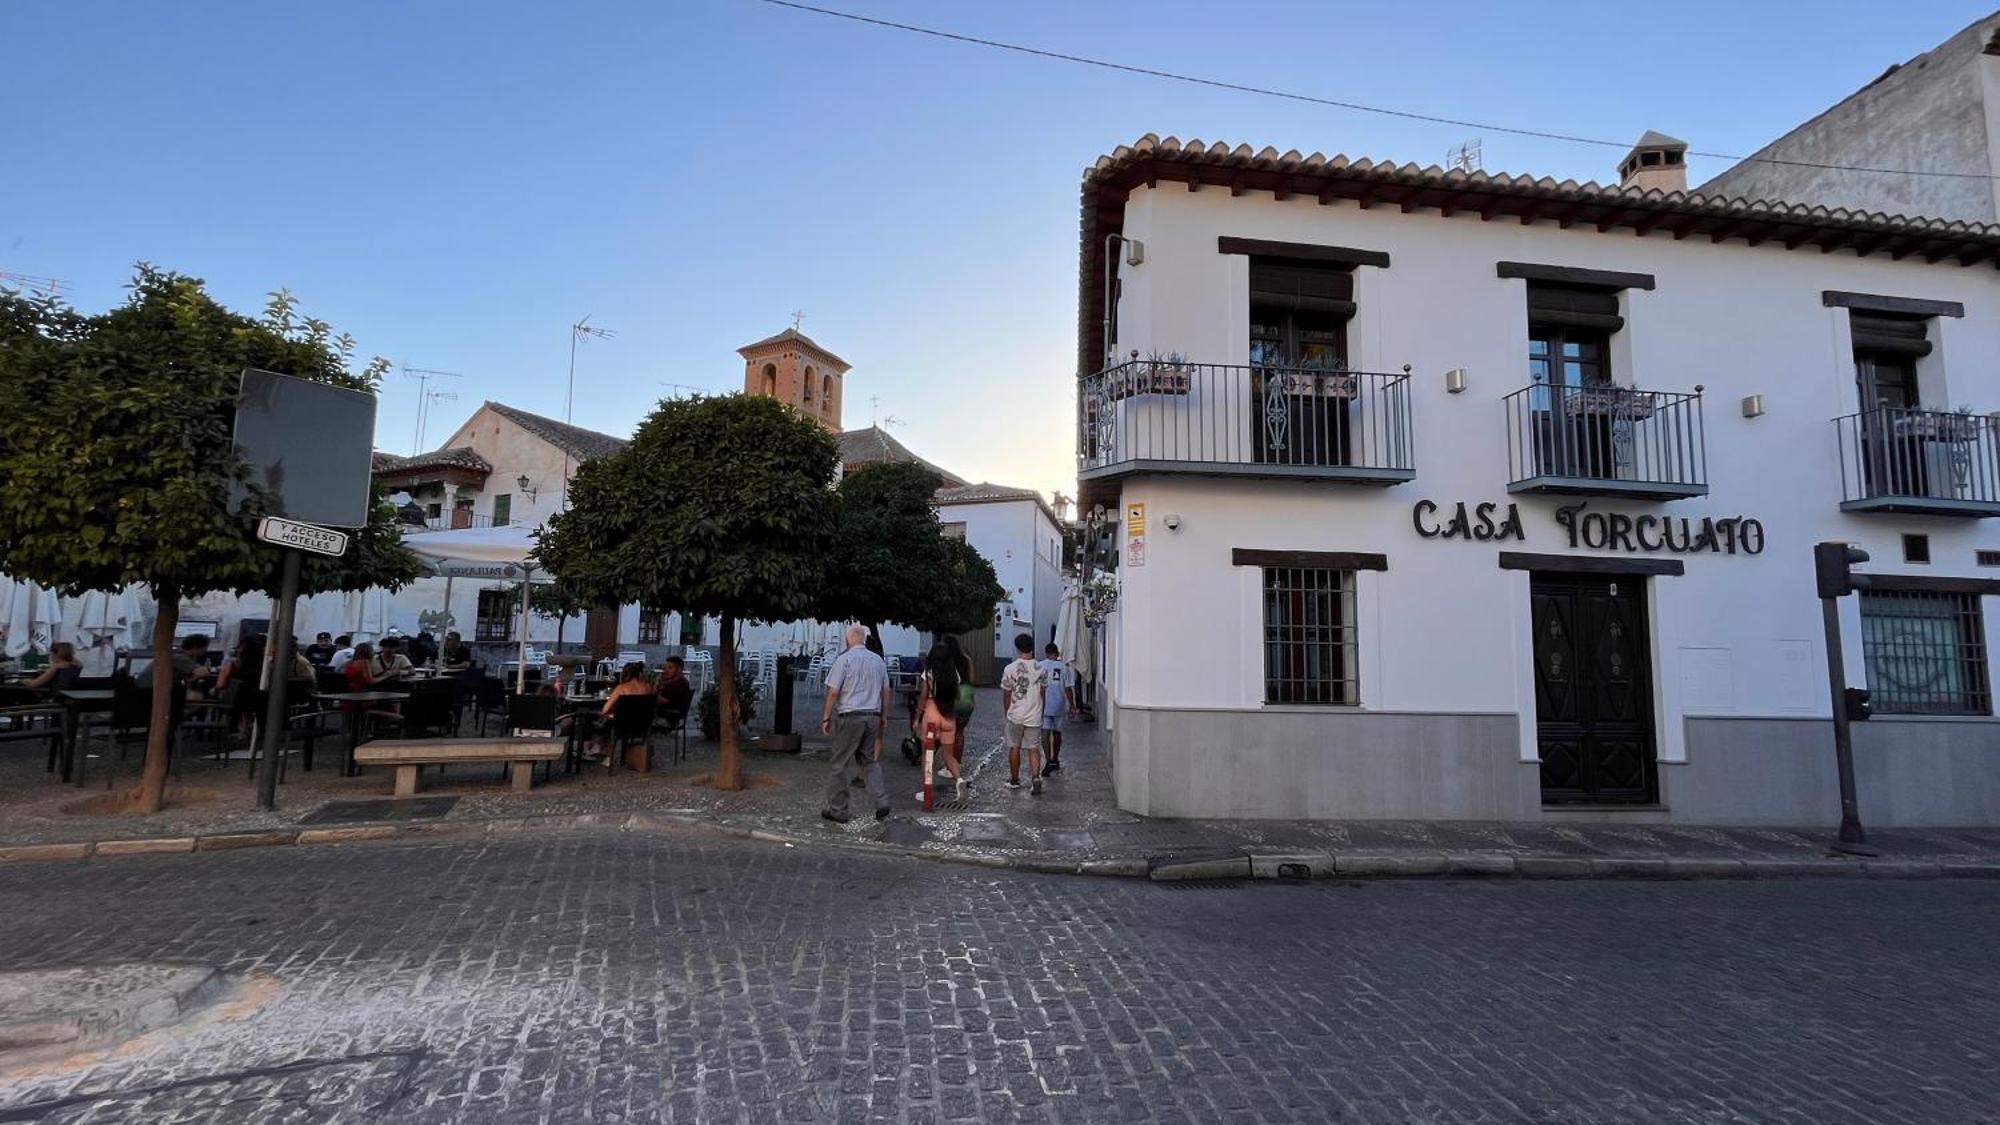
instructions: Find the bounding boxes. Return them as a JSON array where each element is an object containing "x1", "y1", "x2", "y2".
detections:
[{"x1": 1618, "y1": 131, "x2": 1688, "y2": 193}]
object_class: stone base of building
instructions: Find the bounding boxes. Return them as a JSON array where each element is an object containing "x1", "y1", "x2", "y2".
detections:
[{"x1": 1108, "y1": 706, "x2": 2000, "y2": 827}]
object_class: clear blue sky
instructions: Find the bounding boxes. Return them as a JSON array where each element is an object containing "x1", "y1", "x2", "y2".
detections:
[{"x1": 6, "y1": 0, "x2": 1993, "y2": 500}]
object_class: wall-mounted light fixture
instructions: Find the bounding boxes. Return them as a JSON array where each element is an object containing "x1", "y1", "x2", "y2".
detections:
[
  {"x1": 1444, "y1": 368, "x2": 1467, "y2": 395},
  {"x1": 1163, "y1": 513, "x2": 1182, "y2": 531},
  {"x1": 1124, "y1": 238, "x2": 1146, "y2": 267},
  {"x1": 516, "y1": 474, "x2": 539, "y2": 500},
  {"x1": 1741, "y1": 394, "x2": 1765, "y2": 419}
]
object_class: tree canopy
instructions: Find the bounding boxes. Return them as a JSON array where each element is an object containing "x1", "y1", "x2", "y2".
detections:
[
  {"x1": 822, "y1": 461, "x2": 1002, "y2": 639},
  {"x1": 536, "y1": 393, "x2": 840, "y2": 788},
  {"x1": 0, "y1": 266, "x2": 422, "y2": 812}
]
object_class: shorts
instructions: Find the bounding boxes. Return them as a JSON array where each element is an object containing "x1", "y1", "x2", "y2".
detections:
[
  {"x1": 1004, "y1": 719, "x2": 1041, "y2": 747},
  {"x1": 1040, "y1": 711, "x2": 1066, "y2": 733}
]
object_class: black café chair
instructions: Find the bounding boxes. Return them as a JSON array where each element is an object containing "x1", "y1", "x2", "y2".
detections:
[
  {"x1": 471, "y1": 676, "x2": 509, "y2": 735},
  {"x1": 103, "y1": 676, "x2": 186, "y2": 789},
  {"x1": 608, "y1": 694, "x2": 658, "y2": 772},
  {"x1": 504, "y1": 693, "x2": 562, "y2": 782},
  {"x1": 368, "y1": 679, "x2": 455, "y2": 741},
  {"x1": 653, "y1": 701, "x2": 690, "y2": 764},
  {"x1": 0, "y1": 688, "x2": 64, "y2": 772}
]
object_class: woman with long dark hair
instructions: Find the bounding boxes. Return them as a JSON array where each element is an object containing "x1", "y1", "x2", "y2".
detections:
[{"x1": 916, "y1": 639, "x2": 966, "y2": 799}]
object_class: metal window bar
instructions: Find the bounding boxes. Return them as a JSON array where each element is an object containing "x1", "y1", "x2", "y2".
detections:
[
  {"x1": 1833, "y1": 408, "x2": 2000, "y2": 504},
  {"x1": 1261, "y1": 567, "x2": 1358, "y2": 705},
  {"x1": 474, "y1": 592, "x2": 514, "y2": 643},
  {"x1": 1502, "y1": 383, "x2": 1706, "y2": 488},
  {"x1": 1859, "y1": 590, "x2": 1991, "y2": 715}
]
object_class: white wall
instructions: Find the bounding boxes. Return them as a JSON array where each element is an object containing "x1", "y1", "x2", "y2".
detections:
[
  {"x1": 943, "y1": 497, "x2": 1064, "y2": 659},
  {"x1": 1104, "y1": 182, "x2": 2000, "y2": 762}
]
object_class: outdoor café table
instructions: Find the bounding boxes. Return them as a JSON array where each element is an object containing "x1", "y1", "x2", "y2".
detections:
[
  {"x1": 317, "y1": 690, "x2": 411, "y2": 777},
  {"x1": 558, "y1": 693, "x2": 611, "y2": 771},
  {"x1": 54, "y1": 688, "x2": 116, "y2": 786}
]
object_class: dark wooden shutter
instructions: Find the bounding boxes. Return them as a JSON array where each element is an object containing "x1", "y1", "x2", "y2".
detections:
[
  {"x1": 1249, "y1": 261, "x2": 1356, "y2": 321},
  {"x1": 1526, "y1": 282, "x2": 1623, "y2": 332},
  {"x1": 1850, "y1": 312, "x2": 1932, "y2": 357}
]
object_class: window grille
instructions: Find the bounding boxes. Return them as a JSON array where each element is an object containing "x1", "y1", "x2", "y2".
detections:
[
  {"x1": 1859, "y1": 591, "x2": 1990, "y2": 715},
  {"x1": 637, "y1": 611, "x2": 664, "y2": 645},
  {"x1": 1261, "y1": 567, "x2": 1358, "y2": 704},
  {"x1": 475, "y1": 589, "x2": 515, "y2": 643}
]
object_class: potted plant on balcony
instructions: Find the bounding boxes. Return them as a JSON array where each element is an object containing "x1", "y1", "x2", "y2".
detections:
[
  {"x1": 1104, "y1": 351, "x2": 1194, "y2": 401},
  {"x1": 1564, "y1": 383, "x2": 1658, "y2": 421}
]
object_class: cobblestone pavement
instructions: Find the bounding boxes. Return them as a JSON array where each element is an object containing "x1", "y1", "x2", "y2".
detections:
[
  {"x1": 8, "y1": 690, "x2": 2000, "y2": 873},
  {"x1": 0, "y1": 832, "x2": 1995, "y2": 1123}
]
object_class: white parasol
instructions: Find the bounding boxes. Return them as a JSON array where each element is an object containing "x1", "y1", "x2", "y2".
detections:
[
  {"x1": 62, "y1": 586, "x2": 141, "y2": 675},
  {"x1": 400, "y1": 524, "x2": 550, "y2": 692}
]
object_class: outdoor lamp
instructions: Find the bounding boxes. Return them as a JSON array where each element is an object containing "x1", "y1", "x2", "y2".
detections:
[{"x1": 517, "y1": 474, "x2": 538, "y2": 500}]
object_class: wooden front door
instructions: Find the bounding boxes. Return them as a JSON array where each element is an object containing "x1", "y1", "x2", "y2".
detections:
[
  {"x1": 584, "y1": 607, "x2": 618, "y2": 661},
  {"x1": 1530, "y1": 573, "x2": 1658, "y2": 804}
]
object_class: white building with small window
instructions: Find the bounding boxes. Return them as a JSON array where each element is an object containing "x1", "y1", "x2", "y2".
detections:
[{"x1": 1079, "y1": 132, "x2": 2000, "y2": 826}]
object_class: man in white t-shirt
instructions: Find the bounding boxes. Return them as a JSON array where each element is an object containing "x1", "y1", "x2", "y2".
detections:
[{"x1": 998, "y1": 632, "x2": 1046, "y2": 796}]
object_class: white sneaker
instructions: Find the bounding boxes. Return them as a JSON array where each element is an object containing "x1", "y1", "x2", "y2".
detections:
[
  {"x1": 955, "y1": 779, "x2": 968, "y2": 798},
  {"x1": 935, "y1": 766, "x2": 953, "y2": 778}
]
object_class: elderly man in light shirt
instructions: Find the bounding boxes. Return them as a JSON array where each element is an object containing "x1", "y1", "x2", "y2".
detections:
[{"x1": 820, "y1": 624, "x2": 891, "y2": 824}]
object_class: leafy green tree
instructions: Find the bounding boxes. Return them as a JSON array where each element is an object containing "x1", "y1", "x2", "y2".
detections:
[
  {"x1": 822, "y1": 462, "x2": 1003, "y2": 647},
  {"x1": 0, "y1": 267, "x2": 422, "y2": 813},
  {"x1": 535, "y1": 394, "x2": 839, "y2": 789}
]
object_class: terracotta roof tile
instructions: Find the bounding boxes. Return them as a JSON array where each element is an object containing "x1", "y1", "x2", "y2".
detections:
[
  {"x1": 1077, "y1": 133, "x2": 2000, "y2": 375},
  {"x1": 485, "y1": 402, "x2": 628, "y2": 462}
]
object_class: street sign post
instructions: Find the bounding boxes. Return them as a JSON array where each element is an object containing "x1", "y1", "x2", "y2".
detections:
[
  {"x1": 256, "y1": 517, "x2": 349, "y2": 557},
  {"x1": 252, "y1": 521, "x2": 347, "y2": 810}
]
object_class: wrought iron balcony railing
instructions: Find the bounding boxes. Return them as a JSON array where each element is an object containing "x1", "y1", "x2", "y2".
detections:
[
  {"x1": 419, "y1": 511, "x2": 511, "y2": 531},
  {"x1": 1504, "y1": 382, "x2": 1708, "y2": 500},
  {"x1": 1078, "y1": 360, "x2": 1415, "y2": 487},
  {"x1": 1835, "y1": 407, "x2": 2000, "y2": 517}
]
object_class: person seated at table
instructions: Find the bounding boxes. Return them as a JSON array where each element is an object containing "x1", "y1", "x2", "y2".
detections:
[
  {"x1": 283, "y1": 637, "x2": 314, "y2": 682},
  {"x1": 439, "y1": 631, "x2": 474, "y2": 672},
  {"x1": 329, "y1": 635, "x2": 357, "y2": 671},
  {"x1": 172, "y1": 634, "x2": 217, "y2": 698},
  {"x1": 575, "y1": 661, "x2": 651, "y2": 762},
  {"x1": 303, "y1": 632, "x2": 337, "y2": 666},
  {"x1": 342, "y1": 642, "x2": 378, "y2": 691},
  {"x1": 370, "y1": 637, "x2": 416, "y2": 683},
  {"x1": 408, "y1": 630, "x2": 439, "y2": 668},
  {"x1": 214, "y1": 634, "x2": 270, "y2": 693},
  {"x1": 654, "y1": 655, "x2": 693, "y2": 716},
  {"x1": 23, "y1": 642, "x2": 82, "y2": 692}
]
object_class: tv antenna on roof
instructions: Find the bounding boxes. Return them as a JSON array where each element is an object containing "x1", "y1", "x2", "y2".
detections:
[
  {"x1": 0, "y1": 269, "x2": 66, "y2": 298},
  {"x1": 402, "y1": 365, "x2": 466, "y2": 453},
  {"x1": 1446, "y1": 139, "x2": 1482, "y2": 174}
]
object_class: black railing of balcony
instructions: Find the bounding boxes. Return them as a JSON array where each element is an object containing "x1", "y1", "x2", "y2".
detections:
[
  {"x1": 1504, "y1": 382, "x2": 1707, "y2": 496},
  {"x1": 421, "y1": 512, "x2": 511, "y2": 531},
  {"x1": 1078, "y1": 360, "x2": 1414, "y2": 479},
  {"x1": 1835, "y1": 407, "x2": 2000, "y2": 511}
]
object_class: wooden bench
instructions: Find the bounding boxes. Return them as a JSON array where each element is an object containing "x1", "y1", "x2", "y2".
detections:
[{"x1": 353, "y1": 737, "x2": 566, "y2": 797}]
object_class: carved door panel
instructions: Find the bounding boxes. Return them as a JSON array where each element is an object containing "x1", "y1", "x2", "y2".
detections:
[{"x1": 1531, "y1": 574, "x2": 1658, "y2": 804}]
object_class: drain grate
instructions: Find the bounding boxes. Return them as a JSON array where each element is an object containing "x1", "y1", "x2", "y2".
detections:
[
  {"x1": 300, "y1": 797, "x2": 458, "y2": 825},
  {"x1": 1154, "y1": 879, "x2": 1244, "y2": 890},
  {"x1": 928, "y1": 799, "x2": 972, "y2": 813}
]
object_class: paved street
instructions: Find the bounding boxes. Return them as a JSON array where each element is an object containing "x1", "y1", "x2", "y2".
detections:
[{"x1": 0, "y1": 833, "x2": 1995, "y2": 1123}]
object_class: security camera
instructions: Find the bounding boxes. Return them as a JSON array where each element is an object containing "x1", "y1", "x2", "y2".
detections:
[{"x1": 1163, "y1": 513, "x2": 1182, "y2": 531}]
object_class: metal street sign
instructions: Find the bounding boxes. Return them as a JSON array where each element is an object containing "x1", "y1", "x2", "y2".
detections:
[{"x1": 257, "y1": 517, "x2": 349, "y2": 557}]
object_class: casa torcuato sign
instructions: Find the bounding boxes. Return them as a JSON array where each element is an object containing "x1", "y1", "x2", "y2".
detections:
[{"x1": 1412, "y1": 499, "x2": 1765, "y2": 556}]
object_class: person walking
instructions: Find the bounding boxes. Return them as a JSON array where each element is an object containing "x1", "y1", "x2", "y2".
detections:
[
  {"x1": 820, "y1": 624, "x2": 891, "y2": 824},
  {"x1": 1037, "y1": 643, "x2": 1075, "y2": 777},
  {"x1": 999, "y1": 632, "x2": 1046, "y2": 795},
  {"x1": 915, "y1": 639, "x2": 967, "y2": 800}
]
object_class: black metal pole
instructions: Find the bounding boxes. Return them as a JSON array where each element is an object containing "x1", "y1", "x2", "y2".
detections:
[
  {"x1": 256, "y1": 549, "x2": 303, "y2": 811},
  {"x1": 1817, "y1": 594, "x2": 1868, "y2": 849}
]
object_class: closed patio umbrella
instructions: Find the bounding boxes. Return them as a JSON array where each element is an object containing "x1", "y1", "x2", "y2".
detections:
[{"x1": 1, "y1": 575, "x2": 63, "y2": 660}]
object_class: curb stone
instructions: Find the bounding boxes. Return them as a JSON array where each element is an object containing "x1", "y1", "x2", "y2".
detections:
[
  {"x1": 1335, "y1": 854, "x2": 1449, "y2": 878},
  {"x1": 1516, "y1": 856, "x2": 1593, "y2": 879},
  {"x1": 93, "y1": 837, "x2": 196, "y2": 857},
  {"x1": 1444, "y1": 854, "x2": 1519, "y2": 878},
  {"x1": 1, "y1": 809, "x2": 1996, "y2": 884}
]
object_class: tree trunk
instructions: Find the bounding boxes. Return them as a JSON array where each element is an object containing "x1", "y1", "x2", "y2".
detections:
[
  {"x1": 133, "y1": 590, "x2": 178, "y2": 814},
  {"x1": 717, "y1": 611, "x2": 742, "y2": 790}
]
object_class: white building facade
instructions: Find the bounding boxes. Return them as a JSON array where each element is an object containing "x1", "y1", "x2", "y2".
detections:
[{"x1": 1080, "y1": 133, "x2": 2000, "y2": 827}]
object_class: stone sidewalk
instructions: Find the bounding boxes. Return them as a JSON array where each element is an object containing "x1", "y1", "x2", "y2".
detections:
[{"x1": 2, "y1": 689, "x2": 1998, "y2": 879}]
